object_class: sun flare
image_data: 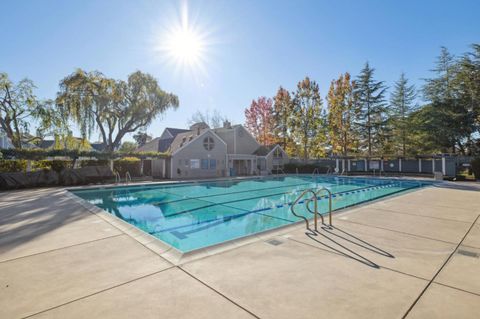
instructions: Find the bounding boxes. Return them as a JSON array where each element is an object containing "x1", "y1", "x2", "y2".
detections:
[{"x1": 166, "y1": 27, "x2": 204, "y2": 65}]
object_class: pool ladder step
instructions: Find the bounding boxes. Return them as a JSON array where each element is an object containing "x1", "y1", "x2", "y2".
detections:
[{"x1": 291, "y1": 187, "x2": 333, "y2": 231}]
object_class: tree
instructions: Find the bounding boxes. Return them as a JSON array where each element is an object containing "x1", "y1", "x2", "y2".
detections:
[
  {"x1": 133, "y1": 132, "x2": 152, "y2": 147},
  {"x1": 458, "y1": 44, "x2": 480, "y2": 154},
  {"x1": 56, "y1": 69, "x2": 179, "y2": 152},
  {"x1": 389, "y1": 73, "x2": 417, "y2": 156},
  {"x1": 327, "y1": 72, "x2": 356, "y2": 156},
  {"x1": 422, "y1": 47, "x2": 474, "y2": 154},
  {"x1": 188, "y1": 109, "x2": 229, "y2": 128},
  {"x1": 292, "y1": 77, "x2": 325, "y2": 160},
  {"x1": 244, "y1": 97, "x2": 275, "y2": 145},
  {"x1": 119, "y1": 141, "x2": 138, "y2": 153},
  {"x1": 0, "y1": 73, "x2": 59, "y2": 149},
  {"x1": 272, "y1": 86, "x2": 294, "y2": 151},
  {"x1": 354, "y1": 62, "x2": 388, "y2": 156}
]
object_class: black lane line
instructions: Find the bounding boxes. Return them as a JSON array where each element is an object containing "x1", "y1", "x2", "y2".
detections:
[{"x1": 401, "y1": 214, "x2": 480, "y2": 319}]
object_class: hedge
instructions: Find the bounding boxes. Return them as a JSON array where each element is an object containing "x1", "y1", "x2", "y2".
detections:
[
  {"x1": 472, "y1": 157, "x2": 480, "y2": 180},
  {"x1": 0, "y1": 148, "x2": 167, "y2": 161}
]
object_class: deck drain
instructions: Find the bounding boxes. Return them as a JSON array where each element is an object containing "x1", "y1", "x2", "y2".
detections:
[
  {"x1": 457, "y1": 249, "x2": 479, "y2": 258},
  {"x1": 266, "y1": 239, "x2": 283, "y2": 246}
]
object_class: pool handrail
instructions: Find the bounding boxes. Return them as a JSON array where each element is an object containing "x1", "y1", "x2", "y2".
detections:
[
  {"x1": 125, "y1": 171, "x2": 132, "y2": 184},
  {"x1": 114, "y1": 171, "x2": 121, "y2": 184}
]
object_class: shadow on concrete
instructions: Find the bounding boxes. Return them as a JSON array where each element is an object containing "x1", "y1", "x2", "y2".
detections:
[
  {"x1": 0, "y1": 189, "x2": 92, "y2": 257},
  {"x1": 433, "y1": 182, "x2": 480, "y2": 192},
  {"x1": 304, "y1": 224, "x2": 395, "y2": 269}
]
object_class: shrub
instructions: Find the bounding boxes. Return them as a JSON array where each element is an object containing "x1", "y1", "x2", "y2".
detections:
[
  {"x1": 0, "y1": 160, "x2": 27, "y2": 173},
  {"x1": 80, "y1": 159, "x2": 109, "y2": 167},
  {"x1": 32, "y1": 160, "x2": 73, "y2": 173},
  {"x1": 471, "y1": 157, "x2": 480, "y2": 180}
]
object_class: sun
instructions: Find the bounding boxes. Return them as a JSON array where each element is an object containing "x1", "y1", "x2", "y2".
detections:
[
  {"x1": 155, "y1": 2, "x2": 210, "y2": 73},
  {"x1": 165, "y1": 26, "x2": 204, "y2": 66}
]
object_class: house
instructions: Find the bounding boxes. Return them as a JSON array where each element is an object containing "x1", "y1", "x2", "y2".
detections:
[{"x1": 138, "y1": 122, "x2": 288, "y2": 179}]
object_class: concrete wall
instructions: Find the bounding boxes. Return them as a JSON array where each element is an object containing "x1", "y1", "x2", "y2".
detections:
[{"x1": 170, "y1": 131, "x2": 227, "y2": 179}]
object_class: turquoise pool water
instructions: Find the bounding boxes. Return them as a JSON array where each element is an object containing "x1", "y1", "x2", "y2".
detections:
[{"x1": 71, "y1": 176, "x2": 430, "y2": 252}]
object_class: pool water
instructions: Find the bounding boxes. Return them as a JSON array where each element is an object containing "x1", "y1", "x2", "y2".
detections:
[{"x1": 71, "y1": 176, "x2": 430, "y2": 252}]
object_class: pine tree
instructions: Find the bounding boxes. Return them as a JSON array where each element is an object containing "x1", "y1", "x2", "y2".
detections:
[
  {"x1": 389, "y1": 73, "x2": 416, "y2": 156},
  {"x1": 292, "y1": 77, "x2": 326, "y2": 160},
  {"x1": 327, "y1": 72, "x2": 356, "y2": 156},
  {"x1": 354, "y1": 62, "x2": 387, "y2": 156},
  {"x1": 422, "y1": 47, "x2": 473, "y2": 154}
]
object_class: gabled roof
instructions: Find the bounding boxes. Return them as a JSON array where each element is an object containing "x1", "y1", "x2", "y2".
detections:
[
  {"x1": 165, "y1": 127, "x2": 190, "y2": 137},
  {"x1": 169, "y1": 129, "x2": 208, "y2": 154},
  {"x1": 38, "y1": 140, "x2": 55, "y2": 149},
  {"x1": 91, "y1": 142, "x2": 106, "y2": 152},
  {"x1": 136, "y1": 136, "x2": 176, "y2": 153},
  {"x1": 253, "y1": 145, "x2": 278, "y2": 156}
]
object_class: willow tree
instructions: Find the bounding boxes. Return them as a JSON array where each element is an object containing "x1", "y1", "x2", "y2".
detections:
[
  {"x1": 0, "y1": 73, "x2": 59, "y2": 149},
  {"x1": 272, "y1": 86, "x2": 294, "y2": 152},
  {"x1": 292, "y1": 77, "x2": 325, "y2": 160},
  {"x1": 56, "y1": 69, "x2": 179, "y2": 152},
  {"x1": 327, "y1": 72, "x2": 356, "y2": 156},
  {"x1": 389, "y1": 73, "x2": 416, "y2": 156}
]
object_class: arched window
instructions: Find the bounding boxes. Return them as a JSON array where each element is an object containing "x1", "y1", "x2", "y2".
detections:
[{"x1": 203, "y1": 137, "x2": 215, "y2": 151}]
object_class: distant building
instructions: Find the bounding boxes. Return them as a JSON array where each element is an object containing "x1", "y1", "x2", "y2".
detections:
[{"x1": 137, "y1": 122, "x2": 288, "y2": 179}]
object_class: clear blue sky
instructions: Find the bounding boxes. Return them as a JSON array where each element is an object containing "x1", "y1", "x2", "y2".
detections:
[{"x1": 1, "y1": 0, "x2": 479, "y2": 142}]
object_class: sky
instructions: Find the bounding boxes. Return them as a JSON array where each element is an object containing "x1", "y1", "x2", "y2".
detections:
[{"x1": 1, "y1": 0, "x2": 479, "y2": 142}]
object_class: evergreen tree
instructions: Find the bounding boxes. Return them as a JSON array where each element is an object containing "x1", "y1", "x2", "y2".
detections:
[
  {"x1": 327, "y1": 72, "x2": 356, "y2": 156},
  {"x1": 421, "y1": 47, "x2": 474, "y2": 154},
  {"x1": 292, "y1": 77, "x2": 326, "y2": 160},
  {"x1": 354, "y1": 62, "x2": 388, "y2": 155},
  {"x1": 389, "y1": 73, "x2": 416, "y2": 156}
]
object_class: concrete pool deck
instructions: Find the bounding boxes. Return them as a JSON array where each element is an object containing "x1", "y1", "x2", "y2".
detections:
[{"x1": 0, "y1": 182, "x2": 479, "y2": 318}]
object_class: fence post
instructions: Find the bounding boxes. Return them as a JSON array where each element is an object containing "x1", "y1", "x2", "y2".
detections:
[
  {"x1": 399, "y1": 158, "x2": 402, "y2": 172},
  {"x1": 364, "y1": 159, "x2": 368, "y2": 172},
  {"x1": 336, "y1": 158, "x2": 339, "y2": 172},
  {"x1": 442, "y1": 156, "x2": 446, "y2": 175},
  {"x1": 432, "y1": 158, "x2": 435, "y2": 173},
  {"x1": 419, "y1": 158, "x2": 422, "y2": 173},
  {"x1": 347, "y1": 159, "x2": 351, "y2": 172}
]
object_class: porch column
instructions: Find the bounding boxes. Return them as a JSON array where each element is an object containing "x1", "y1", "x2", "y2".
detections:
[
  {"x1": 442, "y1": 157, "x2": 446, "y2": 175},
  {"x1": 419, "y1": 159, "x2": 422, "y2": 173}
]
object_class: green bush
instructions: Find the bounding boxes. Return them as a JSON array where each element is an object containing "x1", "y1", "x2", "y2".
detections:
[
  {"x1": 80, "y1": 159, "x2": 109, "y2": 167},
  {"x1": 471, "y1": 157, "x2": 480, "y2": 180},
  {"x1": 0, "y1": 160, "x2": 27, "y2": 173}
]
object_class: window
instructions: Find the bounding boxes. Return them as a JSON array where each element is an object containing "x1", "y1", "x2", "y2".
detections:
[
  {"x1": 209, "y1": 159, "x2": 216, "y2": 169},
  {"x1": 203, "y1": 137, "x2": 215, "y2": 151},
  {"x1": 274, "y1": 148, "x2": 283, "y2": 158},
  {"x1": 190, "y1": 159, "x2": 200, "y2": 169},
  {"x1": 201, "y1": 159, "x2": 209, "y2": 169}
]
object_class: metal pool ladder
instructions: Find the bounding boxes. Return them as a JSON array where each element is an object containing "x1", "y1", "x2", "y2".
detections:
[
  {"x1": 114, "y1": 171, "x2": 121, "y2": 184},
  {"x1": 125, "y1": 171, "x2": 132, "y2": 184},
  {"x1": 291, "y1": 187, "x2": 333, "y2": 231},
  {"x1": 312, "y1": 167, "x2": 320, "y2": 177}
]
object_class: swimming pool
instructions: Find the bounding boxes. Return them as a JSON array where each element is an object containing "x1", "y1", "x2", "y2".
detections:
[{"x1": 71, "y1": 176, "x2": 431, "y2": 252}]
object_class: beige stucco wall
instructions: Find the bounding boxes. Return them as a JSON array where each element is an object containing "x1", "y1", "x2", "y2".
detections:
[
  {"x1": 233, "y1": 126, "x2": 259, "y2": 155},
  {"x1": 170, "y1": 131, "x2": 227, "y2": 179}
]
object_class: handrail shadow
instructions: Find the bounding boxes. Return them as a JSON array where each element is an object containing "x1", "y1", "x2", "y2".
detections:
[{"x1": 303, "y1": 224, "x2": 395, "y2": 269}]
